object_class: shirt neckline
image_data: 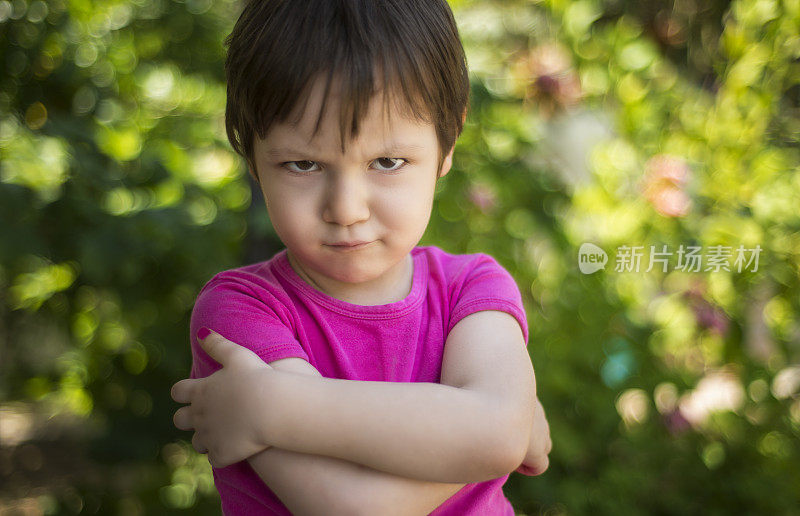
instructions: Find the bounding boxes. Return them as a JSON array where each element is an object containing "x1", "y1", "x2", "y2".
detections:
[{"x1": 273, "y1": 247, "x2": 427, "y2": 318}]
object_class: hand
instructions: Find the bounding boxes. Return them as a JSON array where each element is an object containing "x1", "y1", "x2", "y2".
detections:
[
  {"x1": 515, "y1": 397, "x2": 551, "y2": 476},
  {"x1": 170, "y1": 329, "x2": 276, "y2": 468}
]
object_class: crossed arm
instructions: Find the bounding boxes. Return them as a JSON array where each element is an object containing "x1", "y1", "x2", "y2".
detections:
[
  {"x1": 248, "y1": 355, "x2": 551, "y2": 516},
  {"x1": 172, "y1": 310, "x2": 551, "y2": 515},
  {"x1": 248, "y1": 357, "x2": 468, "y2": 516}
]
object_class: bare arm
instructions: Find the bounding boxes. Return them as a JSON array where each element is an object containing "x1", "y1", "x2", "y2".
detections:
[
  {"x1": 515, "y1": 397, "x2": 552, "y2": 476},
  {"x1": 258, "y1": 373, "x2": 516, "y2": 483},
  {"x1": 249, "y1": 449, "x2": 466, "y2": 516},
  {"x1": 174, "y1": 311, "x2": 535, "y2": 509},
  {"x1": 249, "y1": 357, "x2": 467, "y2": 516},
  {"x1": 254, "y1": 310, "x2": 534, "y2": 484}
]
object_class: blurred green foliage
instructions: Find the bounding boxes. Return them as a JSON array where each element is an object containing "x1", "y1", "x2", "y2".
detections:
[{"x1": 1, "y1": 0, "x2": 799, "y2": 514}]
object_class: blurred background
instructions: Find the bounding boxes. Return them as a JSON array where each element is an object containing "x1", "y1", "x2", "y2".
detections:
[{"x1": 1, "y1": 0, "x2": 799, "y2": 514}]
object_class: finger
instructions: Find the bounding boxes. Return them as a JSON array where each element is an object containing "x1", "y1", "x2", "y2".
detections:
[
  {"x1": 200, "y1": 331, "x2": 273, "y2": 370},
  {"x1": 534, "y1": 455, "x2": 549, "y2": 474},
  {"x1": 197, "y1": 329, "x2": 232, "y2": 364},
  {"x1": 524, "y1": 455, "x2": 549, "y2": 476},
  {"x1": 170, "y1": 379, "x2": 197, "y2": 404},
  {"x1": 192, "y1": 432, "x2": 208, "y2": 455},
  {"x1": 515, "y1": 464, "x2": 539, "y2": 476},
  {"x1": 173, "y1": 406, "x2": 195, "y2": 431},
  {"x1": 515, "y1": 461, "x2": 547, "y2": 476}
]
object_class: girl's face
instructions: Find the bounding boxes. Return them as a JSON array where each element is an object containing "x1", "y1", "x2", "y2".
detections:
[{"x1": 251, "y1": 78, "x2": 453, "y2": 305}]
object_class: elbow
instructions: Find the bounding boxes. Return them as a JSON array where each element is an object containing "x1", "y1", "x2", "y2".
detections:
[
  {"x1": 490, "y1": 438, "x2": 527, "y2": 479},
  {"x1": 486, "y1": 406, "x2": 532, "y2": 478},
  {"x1": 483, "y1": 443, "x2": 524, "y2": 481}
]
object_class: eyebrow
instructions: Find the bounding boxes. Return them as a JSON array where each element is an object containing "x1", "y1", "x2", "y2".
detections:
[{"x1": 263, "y1": 142, "x2": 427, "y2": 159}]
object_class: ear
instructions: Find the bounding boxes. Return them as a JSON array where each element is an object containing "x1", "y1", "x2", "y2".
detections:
[
  {"x1": 247, "y1": 163, "x2": 268, "y2": 207},
  {"x1": 438, "y1": 144, "x2": 456, "y2": 179},
  {"x1": 247, "y1": 164, "x2": 260, "y2": 185},
  {"x1": 439, "y1": 109, "x2": 467, "y2": 179}
]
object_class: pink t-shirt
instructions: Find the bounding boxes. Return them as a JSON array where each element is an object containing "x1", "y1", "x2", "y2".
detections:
[{"x1": 189, "y1": 245, "x2": 529, "y2": 515}]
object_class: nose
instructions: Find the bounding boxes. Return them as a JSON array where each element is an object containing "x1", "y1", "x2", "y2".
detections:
[{"x1": 322, "y1": 172, "x2": 370, "y2": 227}]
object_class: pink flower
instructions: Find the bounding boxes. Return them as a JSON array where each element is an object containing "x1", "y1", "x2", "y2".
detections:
[
  {"x1": 682, "y1": 283, "x2": 730, "y2": 337},
  {"x1": 696, "y1": 305, "x2": 730, "y2": 336},
  {"x1": 520, "y1": 42, "x2": 583, "y2": 116},
  {"x1": 642, "y1": 154, "x2": 692, "y2": 217},
  {"x1": 652, "y1": 187, "x2": 691, "y2": 217},
  {"x1": 647, "y1": 154, "x2": 690, "y2": 185},
  {"x1": 468, "y1": 183, "x2": 497, "y2": 213}
]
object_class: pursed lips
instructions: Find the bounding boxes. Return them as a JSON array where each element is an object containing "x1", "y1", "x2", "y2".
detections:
[
  {"x1": 328, "y1": 240, "x2": 370, "y2": 246},
  {"x1": 326, "y1": 240, "x2": 373, "y2": 249}
]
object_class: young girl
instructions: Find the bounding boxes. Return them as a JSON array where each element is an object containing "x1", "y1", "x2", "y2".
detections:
[{"x1": 170, "y1": 0, "x2": 551, "y2": 514}]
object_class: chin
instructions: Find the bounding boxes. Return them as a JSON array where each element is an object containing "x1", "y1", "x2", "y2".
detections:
[{"x1": 324, "y1": 265, "x2": 379, "y2": 284}]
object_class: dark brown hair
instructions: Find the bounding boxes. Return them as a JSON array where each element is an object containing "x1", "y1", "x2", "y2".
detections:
[{"x1": 224, "y1": 0, "x2": 469, "y2": 183}]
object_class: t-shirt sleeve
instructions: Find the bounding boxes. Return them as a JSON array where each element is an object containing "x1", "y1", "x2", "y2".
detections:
[
  {"x1": 189, "y1": 273, "x2": 309, "y2": 380},
  {"x1": 448, "y1": 253, "x2": 529, "y2": 347}
]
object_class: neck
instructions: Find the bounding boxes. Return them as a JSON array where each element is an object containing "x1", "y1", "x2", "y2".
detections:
[{"x1": 286, "y1": 250, "x2": 413, "y2": 306}]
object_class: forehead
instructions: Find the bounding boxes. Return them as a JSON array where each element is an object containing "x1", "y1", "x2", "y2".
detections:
[{"x1": 258, "y1": 74, "x2": 436, "y2": 153}]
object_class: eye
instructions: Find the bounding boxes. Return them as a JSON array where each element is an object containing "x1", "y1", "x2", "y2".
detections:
[
  {"x1": 372, "y1": 157, "x2": 406, "y2": 172},
  {"x1": 284, "y1": 160, "x2": 320, "y2": 173}
]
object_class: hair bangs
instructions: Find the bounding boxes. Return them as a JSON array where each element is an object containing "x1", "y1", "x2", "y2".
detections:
[{"x1": 225, "y1": 0, "x2": 469, "y2": 182}]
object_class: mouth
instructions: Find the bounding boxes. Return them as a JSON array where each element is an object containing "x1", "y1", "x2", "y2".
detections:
[{"x1": 325, "y1": 240, "x2": 374, "y2": 250}]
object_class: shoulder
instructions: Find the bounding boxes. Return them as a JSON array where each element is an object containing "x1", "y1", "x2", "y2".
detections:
[
  {"x1": 415, "y1": 245, "x2": 512, "y2": 288},
  {"x1": 200, "y1": 258, "x2": 276, "y2": 294},
  {"x1": 199, "y1": 252, "x2": 288, "y2": 300},
  {"x1": 193, "y1": 253, "x2": 297, "y2": 322},
  {"x1": 189, "y1": 254, "x2": 310, "y2": 378},
  {"x1": 417, "y1": 246, "x2": 528, "y2": 345},
  {"x1": 415, "y1": 245, "x2": 503, "y2": 277}
]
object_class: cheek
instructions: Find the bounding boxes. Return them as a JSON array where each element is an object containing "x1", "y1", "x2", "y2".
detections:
[
  {"x1": 263, "y1": 186, "x2": 316, "y2": 232},
  {"x1": 373, "y1": 179, "x2": 435, "y2": 227}
]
